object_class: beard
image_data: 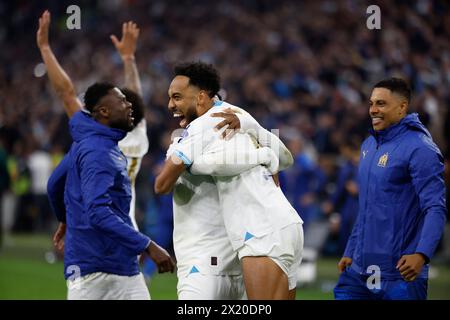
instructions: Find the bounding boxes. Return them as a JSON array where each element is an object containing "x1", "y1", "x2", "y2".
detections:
[
  {"x1": 111, "y1": 117, "x2": 134, "y2": 132},
  {"x1": 183, "y1": 108, "x2": 198, "y2": 127}
]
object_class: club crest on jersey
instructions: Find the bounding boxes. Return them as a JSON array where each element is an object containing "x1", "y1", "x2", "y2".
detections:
[
  {"x1": 377, "y1": 153, "x2": 389, "y2": 167},
  {"x1": 362, "y1": 150, "x2": 368, "y2": 159}
]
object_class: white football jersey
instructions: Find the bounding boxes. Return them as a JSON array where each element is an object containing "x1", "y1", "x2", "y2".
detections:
[
  {"x1": 174, "y1": 101, "x2": 303, "y2": 251},
  {"x1": 172, "y1": 172, "x2": 241, "y2": 278},
  {"x1": 118, "y1": 119, "x2": 149, "y2": 230}
]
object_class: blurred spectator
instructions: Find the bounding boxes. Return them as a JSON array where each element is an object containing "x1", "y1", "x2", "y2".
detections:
[
  {"x1": 280, "y1": 133, "x2": 322, "y2": 228},
  {"x1": 27, "y1": 146, "x2": 53, "y2": 231},
  {"x1": 8, "y1": 142, "x2": 32, "y2": 232},
  {"x1": 323, "y1": 138, "x2": 361, "y2": 255},
  {"x1": 0, "y1": 138, "x2": 11, "y2": 247}
]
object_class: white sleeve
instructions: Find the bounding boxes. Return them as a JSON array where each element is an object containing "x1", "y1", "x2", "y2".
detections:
[
  {"x1": 172, "y1": 119, "x2": 216, "y2": 167},
  {"x1": 237, "y1": 112, "x2": 293, "y2": 171},
  {"x1": 190, "y1": 146, "x2": 279, "y2": 176}
]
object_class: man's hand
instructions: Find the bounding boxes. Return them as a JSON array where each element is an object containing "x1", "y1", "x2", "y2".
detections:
[
  {"x1": 37, "y1": 10, "x2": 51, "y2": 49},
  {"x1": 53, "y1": 222, "x2": 66, "y2": 253},
  {"x1": 337, "y1": 257, "x2": 352, "y2": 273},
  {"x1": 345, "y1": 180, "x2": 358, "y2": 196},
  {"x1": 146, "y1": 241, "x2": 176, "y2": 273},
  {"x1": 396, "y1": 253, "x2": 426, "y2": 282},
  {"x1": 211, "y1": 108, "x2": 241, "y2": 139},
  {"x1": 110, "y1": 21, "x2": 140, "y2": 60}
]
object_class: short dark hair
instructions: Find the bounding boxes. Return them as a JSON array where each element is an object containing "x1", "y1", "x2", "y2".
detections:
[
  {"x1": 121, "y1": 88, "x2": 145, "y2": 127},
  {"x1": 373, "y1": 77, "x2": 411, "y2": 104},
  {"x1": 174, "y1": 62, "x2": 221, "y2": 98},
  {"x1": 84, "y1": 82, "x2": 115, "y2": 112}
]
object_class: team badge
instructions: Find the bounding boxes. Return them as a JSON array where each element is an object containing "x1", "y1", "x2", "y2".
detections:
[{"x1": 377, "y1": 153, "x2": 389, "y2": 167}]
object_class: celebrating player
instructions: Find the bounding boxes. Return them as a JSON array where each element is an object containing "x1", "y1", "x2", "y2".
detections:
[
  {"x1": 39, "y1": 11, "x2": 174, "y2": 299},
  {"x1": 37, "y1": 11, "x2": 148, "y2": 247},
  {"x1": 155, "y1": 62, "x2": 304, "y2": 300}
]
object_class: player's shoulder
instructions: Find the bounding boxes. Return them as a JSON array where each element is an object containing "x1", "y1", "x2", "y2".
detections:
[
  {"x1": 76, "y1": 138, "x2": 115, "y2": 161},
  {"x1": 186, "y1": 109, "x2": 219, "y2": 132},
  {"x1": 405, "y1": 130, "x2": 442, "y2": 159}
]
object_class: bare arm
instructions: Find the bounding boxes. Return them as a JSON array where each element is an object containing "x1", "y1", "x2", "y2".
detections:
[
  {"x1": 111, "y1": 21, "x2": 143, "y2": 96},
  {"x1": 36, "y1": 10, "x2": 81, "y2": 117},
  {"x1": 154, "y1": 155, "x2": 187, "y2": 195}
]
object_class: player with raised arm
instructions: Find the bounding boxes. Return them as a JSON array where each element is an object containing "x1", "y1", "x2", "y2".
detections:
[{"x1": 37, "y1": 11, "x2": 148, "y2": 243}]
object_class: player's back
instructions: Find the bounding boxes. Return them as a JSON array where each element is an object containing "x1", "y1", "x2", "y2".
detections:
[{"x1": 212, "y1": 132, "x2": 303, "y2": 251}]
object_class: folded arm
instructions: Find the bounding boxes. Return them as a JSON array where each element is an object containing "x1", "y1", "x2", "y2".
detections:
[
  {"x1": 189, "y1": 146, "x2": 279, "y2": 176},
  {"x1": 237, "y1": 111, "x2": 293, "y2": 171},
  {"x1": 211, "y1": 108, "x2": 293, "y2": 171}
]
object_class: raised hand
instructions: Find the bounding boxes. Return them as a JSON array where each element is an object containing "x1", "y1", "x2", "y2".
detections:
[
  {"x1": 110, "y1": 21, "x2": 140, "y2": 60},
  {"x1": 37, "y1": 10, "x2": 51, "y2": 49}
]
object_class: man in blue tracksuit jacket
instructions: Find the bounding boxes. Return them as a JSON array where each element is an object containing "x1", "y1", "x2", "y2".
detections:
[
  {"x1": 334, "y1": 78, "x2": 447, "y2": 300},
  {"x1": 47, "y1": 82, "x2": 174, "y2": 299}
]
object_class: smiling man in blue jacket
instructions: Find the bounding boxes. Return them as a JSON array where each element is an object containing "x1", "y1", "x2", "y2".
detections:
[
  {"x1": 47, "y1": 82, "x2": 175, "y2": 299},
  {"x1": 334, "y1": 77, "x2": 447, "y2": 300}
]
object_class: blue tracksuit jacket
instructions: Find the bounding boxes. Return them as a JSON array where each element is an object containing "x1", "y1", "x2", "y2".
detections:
[
  {"x1": 47, "y1": 111, "x2": 150, "y2": 279},
  {"x1": 344, "y1": 113, "x2": 447, "y2": 279}
]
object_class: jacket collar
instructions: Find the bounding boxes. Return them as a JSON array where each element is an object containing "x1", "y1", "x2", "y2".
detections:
[
  {"x1": 70, "y1": 111, "x2": 127, "y2": 143},
  {"x1": 369, "y1": 113, "x2": 429, "y2": 144}
]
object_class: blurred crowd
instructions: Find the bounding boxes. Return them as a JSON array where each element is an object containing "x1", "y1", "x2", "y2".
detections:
[{"x1": 0, "y1": 0, "x2": 449, "y2": 259}]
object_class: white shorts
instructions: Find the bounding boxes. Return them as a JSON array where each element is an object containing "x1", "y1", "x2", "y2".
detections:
[
  {"x1": 178, "y1": 273, "x2": 246, "y2": 300},
  {"x1": 67, "y1": 272, "x2": 150, "y2": 300},
  {"x1": 237, "y1": 222, "x2": 304, "y2": 290}
]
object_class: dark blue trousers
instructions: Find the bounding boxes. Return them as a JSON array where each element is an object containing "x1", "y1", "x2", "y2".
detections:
[{"x1": 334, "y1": 267, "x2": 427, "y2": 300}]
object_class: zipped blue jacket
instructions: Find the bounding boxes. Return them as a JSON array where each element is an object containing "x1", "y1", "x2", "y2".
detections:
[
  {"x1": 344, "y1": 113, "x2": 447, "y2": 279},
  {"x1": 47, "y1": 111, "x2": 150, "y2": 279}
]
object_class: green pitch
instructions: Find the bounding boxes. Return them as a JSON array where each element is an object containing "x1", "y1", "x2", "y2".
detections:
[{"x1": 1, "y1": 233, "x2": 449, "y2": 300}]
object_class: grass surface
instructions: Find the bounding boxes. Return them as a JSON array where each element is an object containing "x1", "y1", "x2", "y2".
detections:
[{"x1": 1, "y1": 233, "x2": 449, "y2": 300}]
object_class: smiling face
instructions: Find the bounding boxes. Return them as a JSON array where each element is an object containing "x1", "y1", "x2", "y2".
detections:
[
  {"x1": 99, "y1": 87, "x2": 134, "y2": 132},
  {"x1": 167, "y1": 75, "x2": 201, "y2": 128},
  {"x1": 369, "y1": 87, "x2": 408, "y2": 131}
]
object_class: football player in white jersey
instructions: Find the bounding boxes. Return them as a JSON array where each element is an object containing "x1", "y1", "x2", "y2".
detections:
[
  {"x1": 162, "y1": 144, "x2": 278, "y2": 299},
  {"x1": 155, "y1": 62, "x2": 304, "y2": 299},
  {"x1": 160, "y1": 107, "x2": 281, "y2": 300},
  {"x1": 37, "y1": 13, "x2": 148, "y2": 242}
]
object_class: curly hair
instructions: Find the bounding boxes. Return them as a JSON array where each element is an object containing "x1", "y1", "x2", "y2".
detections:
[
  {"x1": 84, "y1": 82, "x2": 115, "y2": 112},
  {"x1": 174, "y1": 62, "x2": 221, "y2": 98}
]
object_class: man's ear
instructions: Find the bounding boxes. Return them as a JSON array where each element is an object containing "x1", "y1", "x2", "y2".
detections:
[
  {"x1": 98, "y1": 106, "x2": 110, "y2": 118},
  {"x1": 197, "y1": 91, "x2": 206, "y2": 106},
  {"x1": 400, "y1": 100, "x2": 408, "y2": 115}
]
